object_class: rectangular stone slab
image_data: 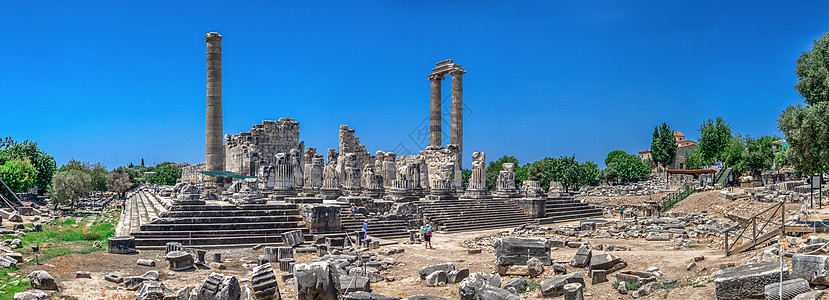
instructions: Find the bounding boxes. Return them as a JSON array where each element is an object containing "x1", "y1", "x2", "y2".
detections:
[
  {"x1": 493, "y1": 237, "x2": 552, "y2": 266},
  {"x1": 714, "y1": 261, "x2": 789, "y2": 300}
]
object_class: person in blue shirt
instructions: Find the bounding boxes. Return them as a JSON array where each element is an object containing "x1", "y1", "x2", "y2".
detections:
[
  {"x1": 361, "y1": 220, "x2": 368, "y2": 240},
  {"x1": 423, "y1": 224, "x2": 433, "y2": 249}
]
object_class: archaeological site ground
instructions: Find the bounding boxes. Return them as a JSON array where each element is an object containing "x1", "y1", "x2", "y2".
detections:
[{"x1": 6, "y1": 3, "x2": 829, "y2": 300}]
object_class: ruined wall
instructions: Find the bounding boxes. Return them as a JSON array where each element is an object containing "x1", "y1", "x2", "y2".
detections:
[
  {"x1": 181, "y1": 162, "x2": 206, "y2": 183},
  {"x1": 225, "y1": 118, "x2": 300, "y2": 176}
]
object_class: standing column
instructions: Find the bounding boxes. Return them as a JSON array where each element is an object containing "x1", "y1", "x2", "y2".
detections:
[
  {"x1": 450, "y1": 70, "x2": 464, "y2": 167},
  {"x1": 429, "y1": 74, "x2": 443, "y2": 147},
  {"x1": 205, "y1": 32, "x2": 224, "y2": 172}
]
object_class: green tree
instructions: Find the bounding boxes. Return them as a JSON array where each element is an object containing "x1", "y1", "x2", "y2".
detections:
[
  {"x1": 141, "y1": 158, "x2": 145, "y2": 167},
  {"x1": 146, "y1": 164, "x2": 182, "y2": 186},
  {"x1": 605, "y1": 150, "x2": 628, "y2": 166},
  {"x1": 697, "y1": 117, "x2": 732, "y2": 162},
  {"x1": 514, "y1": 164, "x2": 530, "y2": 188},
  {"x1": 602, "y1": 151, "x2": 650, "y2": 183},
  {"x1": 779, "y1": 102, "x2": 829, "y2": 175},
  {"x1": 0, "y1": 157, "x2": 38, "y2": 196},
  {"x1": 108, "y1": 171, "x2": 131, "y2": 198},
  {"x1": 89, "y1": 163, "x2": 109, "y2": 192},
  {"x1": 683, "y1": 149, "x2": 706, "y2": 170},
  {"x1": 734, "y1": 136, "x2": 777, "y2": 180},
  {"x1": 527, "y1": 155, "x2": 598, "y2": 192},
  {"x1": 485, "y1": 156, "x2": 520, "y2": 191},
  {"x1": 722, "y1": 134, "x2": 746, "y2": 167},
  {"x1": 794, "y1": 32, "x2": 829, "y2": 105},
  {"x1": 651, "y1": 123, "x2": 677, "y2": 170},
  {"x1": 0, "y1": 139, "x2": 56, "y2": 193},
  {"x1": 461, "y1": 169, "x2": 472, "y2": 188},
  {"x1": 49, "y1": 170, "x2": 91, "y2": 209}
]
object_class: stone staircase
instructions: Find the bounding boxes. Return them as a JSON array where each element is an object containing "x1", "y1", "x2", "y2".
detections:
[
  {"x1": 118, "y1": 189, "x2": 318, "y2": 249},
  {"x1": 537, "y1": 195, "x2": 604, "y2": 224},
  {"x1": 420, "y1": 198, "x2": 536, "y2": 232},
  {"x1": 335, "y1": 204, "x2": 410, "y2": 240}
]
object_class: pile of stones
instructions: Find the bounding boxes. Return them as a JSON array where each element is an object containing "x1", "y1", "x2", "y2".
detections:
[
  {"x1": 578, "y1": 179, "x2": 667, "y2": 197},
  {"x1": 291, "y1": 247, "x2": 404, "y2": 299}
]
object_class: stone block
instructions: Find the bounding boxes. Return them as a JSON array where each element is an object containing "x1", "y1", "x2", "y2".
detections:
[
  {"x1": 137, "y1": 259, "x2": 155, "y2": 267},
  {"x1": 792, "y1": 254, "x2": 829, "y2": 284},
  {"x1": 493, "y1": 237, "x2": 551, "y2": 266},
  {"x1": 714, "y1": 261, "x2": 789, "y2": 300},
  {"x1": 425, "y1": 270, "x2": 447, "y2": 287},
  {"x1": 28, "y1": 270, "x2": 57, "y2": 290},
  {"x1": 458, "y1": 272, "x2": 503, "y2": 300},
  {"x1": 107, "y1": 236, "x2": 136, "y2": 254},
  {"x1": 589, "y1": 252, "x2": 626, "y2": 272},
  {"x1": 528, "y1": 257, "x2": 544, "y2": 277},
  {"x1": 447, "y1": 268, "x2": 469, "y2": 284},
  {"x1": 197, "y1": 273, "x2": 241, "y2": 300},
  {"x1": 165, "y1": 250, "x2": 195, "y2": 271},
  {"x1": 563, "y1": 282, "x2": 584, "y2": 300},
  {"x1": 764, "y1": 278, "x2": 809, "y2": 300},
  {"x1": 570, "y1": 245, "x2": 591, "y2": 268},
  {"x1": 75, "y1": 271, "x2": 91, "y2": 279},
  {"x1": 541, "y1": 272, "x2": 584, "y2": 297},
  {"x1": 134, "y1": 281, "x2": 174, "y2": 300},
  {"x1": 251, "y1": 263, "x2": 280, "y2": 300},
  {"x1": 294, "y1": 261, "x2": 341, "y2": 300},
  {"x1": 104, "y1": 272, "x2": 123, "y2": 283},
  {"x1": 343, "y1": 292, "x2": 401, "y2": 300},
  {"x1": 281, "y1": 230, "x2": 305, "y2": 247},
  {"x1": 418, "y1": 262, "x2": 454, "y2": 279},
  {"x1": 300, "y1": 204, "x2": 342, "y2": 234},
  {"x1": 591, "y1": 269, "x2": 607, "y2": 284}
]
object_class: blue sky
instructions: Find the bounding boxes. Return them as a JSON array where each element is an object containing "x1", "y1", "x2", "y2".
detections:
[{"x1": 1, "y1": 1, "x2": 826, "y2": 169}]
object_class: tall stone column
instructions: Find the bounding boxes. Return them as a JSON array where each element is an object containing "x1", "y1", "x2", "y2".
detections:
[
  {"x1": 429, "y1": 74, "x2": 443, "y2": 148},
  {"x1": 205, "y1": 32, "x2": 224, "y2": 172},
  {"x1": 450, "y1": 70, "x2": 464, "y2": 167}
]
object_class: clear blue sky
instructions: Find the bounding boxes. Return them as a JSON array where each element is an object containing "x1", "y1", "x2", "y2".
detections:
[{"x1": 2, "y1": 1, "x2": 826, "y2": 169}]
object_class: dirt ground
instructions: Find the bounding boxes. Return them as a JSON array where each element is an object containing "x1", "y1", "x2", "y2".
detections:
[
  {"x1": 20, "y1": 222, "x2": 762, "y2": 300},
  {"x1": 19, "y1": 193, "x2": 825, "y2": 300}
]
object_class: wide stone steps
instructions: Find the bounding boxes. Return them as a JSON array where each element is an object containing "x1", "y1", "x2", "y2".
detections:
[
  {"x1": 118, "y1": 189, "x2": 315, "y2": 248},
  {"x1": 337, "y1": 206, "x2": 410, "y2": 240},
  {"x1": 421, "y1": 199, "x2": 537, "y2": 233},
  {"x1": 538, "y1": 196, "x2": 604, "y2": 225}
]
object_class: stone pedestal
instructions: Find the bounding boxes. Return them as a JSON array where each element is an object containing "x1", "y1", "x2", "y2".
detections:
[
  {"x1": 299, "y1": 204, "x2": 342, "y2": 234},
  {"x1": 513, "y1": 198, "x2": 547, "y2": 218},
  {"x1": 464, "y1": 152, "x2": 491, "y2": 199},
  {"x1": 166, "y1": 251, "x2": 195, "y2": 271},
  {"x1": 493, "y1": 163, "x2": 519, "y2": 199},
  {"x1": 107, "y1": 236, "x2": 137, "y2": 254},
  {"x1": 384, "y1": 180, "x2": 416, "y2": 202},
  {"x1": 426, "y1": 179, "x2": 457, "y2": 201}
]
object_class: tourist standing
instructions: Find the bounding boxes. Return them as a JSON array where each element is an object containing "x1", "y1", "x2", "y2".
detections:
[
  {"x1": 361, "y1": 219, "x2": 368, "y2": 240},
  {"x1": 423, "y1": 224, "x2": 433, "y2": 249},
  {"x1": 619, "y1": 206, "x2": 624, "y2": 220}
]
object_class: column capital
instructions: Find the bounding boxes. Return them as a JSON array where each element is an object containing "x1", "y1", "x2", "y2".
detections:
[
  {"x1": 205, "y1": 32, "x2": 223, "y2": 43},
  {"x1": 450, "y1": 68, "x2": 466, "y2": 75},
  {"x1": 428, "y1": 74, "x2": 445, "y2": 81}
]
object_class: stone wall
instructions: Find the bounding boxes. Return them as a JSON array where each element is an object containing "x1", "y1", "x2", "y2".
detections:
[
  {"x1": 225, "y1": 118, "x2": 301, "y2": 176},
  {"x1": 181, "y1": 162, "x2": 206, "y2": 183}
]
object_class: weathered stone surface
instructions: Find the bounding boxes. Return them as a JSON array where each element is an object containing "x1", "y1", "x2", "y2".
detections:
[
  {"x1": 425, "y1": 270, "x2": 448, "y2": 287},
  {"x1": 591, "y1": 269, "x2": 607, "y2": 284},
  {"x1": 418, "y1": 262, "x2": 454, "y2": 280},
  {"x1": 134, "y1": 280, "x2": 174, "y2": 300},
  {"x1": 792, "y1": 254, "x2": 829, "y2": 284},
  {"x1": 166, "y1": 250, "x2": 195, "y2": 271},
  {"x1": 503, "y1": 277, "x2": 527, "y2": 291},
  {"x1": 343, "y1": 291, "x2": 401, "y2": 300},
  {"x1": 590, "y1": 252, "x2": 626, "y2": 272},
  {"x1": 124, "y1": 275, "x2": 149, "y2": 290},
  {"x1": 197, "y1": 272, "x2": 241, "y2": 300},
  {"x1": 105, "y1": 272, "x2": 123, "y2": 283},
  {"x1": 28, "y1": 270, "x2": 57, "y2": 290},
  {"x1": 340, "y1": 275, "x2": 370, "y2": 292},
  {"x1": 541, "y1": 272, "x2": 584, "y2": 297},
  {"x1": 447, "y1": 268, "x2": 469, "y2": 284},
  {"x1": 281, "y1": 230, "x2": 305, "y2": 247},
  {"x1": 12, "y1": 291, "x2": 48, "y2": 300},
  {"x1": 107, "y1": 236, "x2": 137, "y2": 254},
  {"x1": 714, "y1": 261, "x2": 789, "y2": 300},
  {"x1": 166, "y1": 242, "x2": 183, "y2": 254},
  {"x1": 493, "y1": 237, "x2": 551, "y2": 266},
  {"x1": 300, "y1": 204, "x2": 342, "y2": 234},
  {"x1": 294, "y1": 261, "x2": 341, "y2": 300},
  {"x1": 793, "y1": 290, "x2": 824, "y2": 300},
  {"x1": 0, "y1": 255, "x2": 17, "y2": 268},
  {"x1": 458, "y1": 272, "x2": 502, "y2": 300},
  {"x1": 75, "y1": 271, "x2": 91, "y2": 278},
  {"x1": 474, "y1": 286, "x2": 521, "y2": 300},
  {"x1": 631, "y1": 281, "x2": 664, "y2": 299},
  {"x1": 570, "y1": 245, "x2": 592, "y2": 268},
  {"x1": 403, "y1": 296, "x2": 449, "y2": 300},
  {"x1": 563, "y1": 282, "x2": 584, "y2": 300},
  {"x1": 528, "y1": 257, "x2": 544, "y2": 277},
  {"x1": 251, "y1": 263, "x2": 280, "y2": 300},
  {"x1": 764, "y1": 278, "x2": 809, "y2": 300}
]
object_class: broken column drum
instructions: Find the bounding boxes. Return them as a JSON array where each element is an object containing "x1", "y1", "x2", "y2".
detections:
[
  {"x1": 464, "y1": 152, "x2": 491, "y2": 199},
  {"x1": 303, "y1": 156, "x2": 324, "y2": 191},
  {"x1": 360, "y1": 163, "x2": 383, "y2": 198},
  {"x1": 341, "y1": 153, "x2": 362, "y2": 196},
  {"x1": 493, "y1": 163, "x2": 519, "y2": 198},
  {"x1": 382, "y1": 153, "x2": 397, "y2": 189},
  {"x1": 427, "y1": 162, "x2": 456, "y2": 200},
  {"x1": 271, "y1": 152, "x2": 297, "y2": 199},
  {"x1": 320, "y1": 158, "x2": 341, "y2": 200}
]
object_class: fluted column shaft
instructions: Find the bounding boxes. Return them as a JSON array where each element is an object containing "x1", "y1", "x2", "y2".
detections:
[
  {"x1": 429, "y1": 75, "x2": 443, "y2": 147},
  {"x1": 205, "y1": 32, "x2": 224, "y2": 172},
  {"x1": 451, "y1": 72, "x2": 463, "y2": 167}
]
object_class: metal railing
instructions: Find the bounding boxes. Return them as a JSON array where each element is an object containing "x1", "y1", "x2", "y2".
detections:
[
  {"x1": 724, "y1": 202, "x2": 785, "y2": 256},
  {"x1": 660, "y1": 183, "x2": 695, "y2": 212}
]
